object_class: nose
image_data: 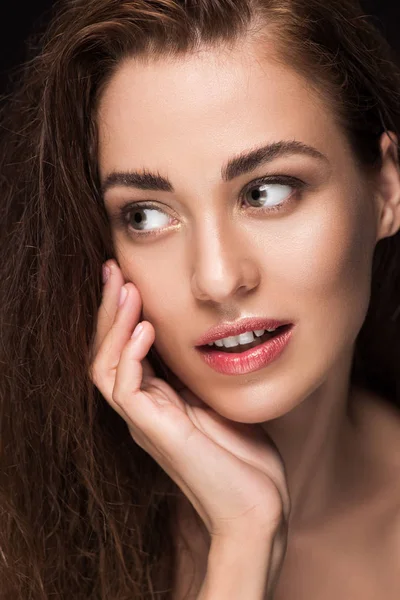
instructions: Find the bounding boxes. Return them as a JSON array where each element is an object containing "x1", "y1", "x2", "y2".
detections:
[{"x1": 190, "y1": 221, "x2": 261, "y2": 304}]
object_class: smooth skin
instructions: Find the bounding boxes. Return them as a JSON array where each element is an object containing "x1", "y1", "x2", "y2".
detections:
[{"x1": 92, "y1": 35, "x2": 400, "y2": 599}]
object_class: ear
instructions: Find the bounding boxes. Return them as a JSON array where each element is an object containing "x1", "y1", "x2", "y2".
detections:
[{"x1": 375, "y1": 131, "x2": 400, "y2": 242}]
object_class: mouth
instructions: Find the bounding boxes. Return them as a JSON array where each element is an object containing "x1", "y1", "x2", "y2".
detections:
[
  {"x1": 196, "y1": 324, "x2": 294, "y2": 376},
  {"x1": 198, "y1": 324, "x2": 291, "y2": 354}
]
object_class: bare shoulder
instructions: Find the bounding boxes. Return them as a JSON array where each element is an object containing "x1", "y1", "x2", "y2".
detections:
[
  {"x1": 274, "y1": 387, "x2": 400, "y2": 600},
  {"x1": 349, "y1": 385, "x2": 400, "y2": 528}
]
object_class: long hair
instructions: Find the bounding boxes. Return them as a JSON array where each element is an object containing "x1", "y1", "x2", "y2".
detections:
[{"x1": 1, "y1": 1, "x2": 400, "y2": 598}]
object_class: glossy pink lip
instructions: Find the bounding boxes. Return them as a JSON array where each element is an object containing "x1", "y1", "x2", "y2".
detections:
[
  {"x1": 197, "y1": 324, "x2": 294, "y2": 375},
  {"x1": 195, "y1": 317, "x2": 292, "y2": 347}
]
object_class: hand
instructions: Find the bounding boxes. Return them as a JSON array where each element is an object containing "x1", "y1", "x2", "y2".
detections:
[{"x1": 90, "y1": 260, "x2": 291, "y2": 592}]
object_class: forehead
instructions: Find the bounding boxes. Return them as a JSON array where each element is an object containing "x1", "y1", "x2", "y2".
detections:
[{"x1": 96, "y1": 43, "x2": 347, "y2": 179}]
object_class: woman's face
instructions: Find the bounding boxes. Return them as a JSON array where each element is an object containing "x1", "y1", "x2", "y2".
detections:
[{"x1": 97, "y1": 41, "x2": 380, "y2": 423}]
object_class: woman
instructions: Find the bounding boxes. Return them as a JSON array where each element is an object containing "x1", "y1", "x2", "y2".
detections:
[{"x1": 1, "y1": 0, "x2": 400, "y2": 598}]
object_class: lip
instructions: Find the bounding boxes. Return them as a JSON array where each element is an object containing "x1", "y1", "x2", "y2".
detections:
[
  {"x1": 196, "y1": 324, "x2": 294, "y2": 375},
  {"x1": 195, "y1": 317, "x2": 292, "y2": 347}
]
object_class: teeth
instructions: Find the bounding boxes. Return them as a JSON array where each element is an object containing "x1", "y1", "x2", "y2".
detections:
[
  {"x1": 236, "y1": 331, "x2": 255, "y2": 345},
  {"x1": 210, "y1": 329, "x2": 276, "y2": 348},
  {"x1": 222, "y1": 335, "x2": 241, "y2": 348}
]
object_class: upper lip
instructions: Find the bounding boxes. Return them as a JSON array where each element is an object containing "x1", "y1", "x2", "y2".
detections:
[{"x1": 195, "y1": 317, "x2": 293, "y2": 346}]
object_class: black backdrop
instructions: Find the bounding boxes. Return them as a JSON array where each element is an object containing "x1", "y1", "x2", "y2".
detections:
[{"x1": 0, "y1": 0, "x2": 399, "y2": 94}]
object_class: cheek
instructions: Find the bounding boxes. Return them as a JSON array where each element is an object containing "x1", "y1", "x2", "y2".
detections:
[
  {"x1": 276, "y1": 183, "x2": 374, "y2": 291},
  {"x1": 281, "y1": 189, "x2": 376, "y2": 347},
  {"x1": 117, "y1": 245, "x2": 187, "y2": 324}
]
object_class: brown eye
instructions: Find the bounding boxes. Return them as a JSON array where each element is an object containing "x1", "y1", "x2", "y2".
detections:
[{"x1": 244, "y1": 182, "x2": 293, "y2": 208}]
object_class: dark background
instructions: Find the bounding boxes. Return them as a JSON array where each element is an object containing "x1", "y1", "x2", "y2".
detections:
[{"x1": 0, "y1": 1, "x2": 399, "y2": 94}]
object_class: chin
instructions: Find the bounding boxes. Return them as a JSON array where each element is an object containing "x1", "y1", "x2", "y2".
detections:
[{"x1": 177, "y1": 375, "x2": 306, "y2": 423}]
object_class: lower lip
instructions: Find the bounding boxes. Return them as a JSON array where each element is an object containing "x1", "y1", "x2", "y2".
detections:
[{"x1": 197, "y1": 326, "x2": 294, "y2": 375}]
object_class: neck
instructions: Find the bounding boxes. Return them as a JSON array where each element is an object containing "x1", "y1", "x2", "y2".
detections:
[{"x1": 261, "y1": 345, "x2": 359, "y2": 531}]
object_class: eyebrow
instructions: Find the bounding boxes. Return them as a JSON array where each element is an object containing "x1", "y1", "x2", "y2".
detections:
[{"x1": 100, "y1": 140, "x2": 328, "y2": 195}]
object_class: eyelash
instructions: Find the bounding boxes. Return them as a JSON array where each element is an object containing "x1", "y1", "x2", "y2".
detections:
[{"x1": 114, "y1": 175, "x2": 306, "y2": 237}]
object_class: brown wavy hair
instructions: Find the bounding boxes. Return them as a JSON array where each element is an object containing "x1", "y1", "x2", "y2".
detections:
[{"x1": 1, "y1": 0, "x2": 400, "y2": 598}]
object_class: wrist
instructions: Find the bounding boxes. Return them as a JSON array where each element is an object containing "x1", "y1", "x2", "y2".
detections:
[{"x1": 197, "y1": 533, "x2": 274, "y2": 600}]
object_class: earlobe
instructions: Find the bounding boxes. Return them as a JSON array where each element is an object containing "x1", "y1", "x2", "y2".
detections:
[{"x1": 375, "y1": 131, "x2": 400, "y2": 242}]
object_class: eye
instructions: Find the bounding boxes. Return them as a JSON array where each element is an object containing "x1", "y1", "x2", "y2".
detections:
[
  {"x1": 120, "y1": 203, "x2": 173, "y2": 233},
  {"x1": 242, "y1": 176, "x2": 303, "y2": 211}
]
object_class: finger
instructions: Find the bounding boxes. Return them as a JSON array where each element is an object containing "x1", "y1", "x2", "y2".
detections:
[
  {"x1": 93, "y1": 282, "x2": 143, "y2": 379},
  {"x1": 112, "y1": 320, "x2": 155, "y2": 400},
  {"x1": 95, "y1": 265, "x2": 154, "y2": 379},
  {"x1": 94, "y1": 321, "x2": 153, "y2": 424},
  {"x1": 110, "y1": 320, "x2": 160, "y2": 421},
  {"x1": 92, "y1": 259, "x2": 125, "y2": 356}
]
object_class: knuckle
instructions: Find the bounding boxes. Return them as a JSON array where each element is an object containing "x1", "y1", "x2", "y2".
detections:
[{"x1": 111, "y1": 384, "x2": 125, "y2": 408}]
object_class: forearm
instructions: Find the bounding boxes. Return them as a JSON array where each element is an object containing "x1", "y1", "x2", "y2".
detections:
[{"x1": 197, "y1": 534, "x2": 274, "y2": 600}]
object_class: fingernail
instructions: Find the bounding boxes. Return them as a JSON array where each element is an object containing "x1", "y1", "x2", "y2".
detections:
[
  {"x1": 131, "y1": 323, "x2": 143, "y2": 339},
  {"x1": 102, "y1": 264, "x2": 111, "y2": 284},
  {"x1": 119, "y1": 286, "x2": 128, "y2": 306}
]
